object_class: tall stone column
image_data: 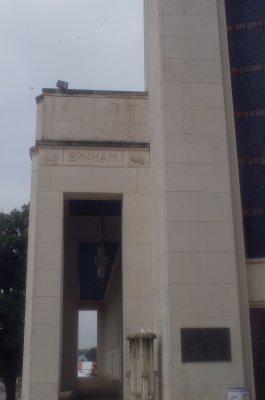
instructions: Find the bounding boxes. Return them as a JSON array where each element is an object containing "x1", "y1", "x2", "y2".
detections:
[
  {"x1": 144, "y1": 0, "x2": 253, "y2": 398},
  {"x1": 22, "y1": 151, "x2": 64, "y2": 400}
]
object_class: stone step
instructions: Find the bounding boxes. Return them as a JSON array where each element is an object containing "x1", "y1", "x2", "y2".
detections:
[{"x1": 77, "y1": 397, "x2": 122, "y2": 400}]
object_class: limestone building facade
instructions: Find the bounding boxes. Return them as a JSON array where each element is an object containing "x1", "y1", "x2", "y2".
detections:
[{"x1": 22, "y1": 1, "x2": 265, "y2": 400}]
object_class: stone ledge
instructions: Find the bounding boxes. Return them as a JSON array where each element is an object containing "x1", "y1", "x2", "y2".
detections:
[
  {"x1": 30, "y1": 140, "x2": 150, "y2": 157},
  {"x1": 36, "y1": 89, "x2": 149, "y2": 103}
]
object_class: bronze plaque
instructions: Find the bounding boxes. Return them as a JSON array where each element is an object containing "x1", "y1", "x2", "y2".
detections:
[{"x1": 181, "y1": 328, "x2": 231, "y2": 362}]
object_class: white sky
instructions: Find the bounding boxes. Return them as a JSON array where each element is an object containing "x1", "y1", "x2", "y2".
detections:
[
  {"x1": 78, "y1": 311, "x2": 97, "y2": 349},
  {"x1": 0, "y1": 0, "x2": 144, "y2": 212}
]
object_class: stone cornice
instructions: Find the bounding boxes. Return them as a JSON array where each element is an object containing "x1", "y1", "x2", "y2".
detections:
[
  {"x1": 36, "y1": 89, "x2": 148, "y2": 104},
  {"x1": 30, "y1": 139, "x2": 150, "y2": 157}
]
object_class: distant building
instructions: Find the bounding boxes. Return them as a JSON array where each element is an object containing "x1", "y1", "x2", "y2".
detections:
[{"x1": 22, "y1": 1, "x2": 265, "y2": 400}]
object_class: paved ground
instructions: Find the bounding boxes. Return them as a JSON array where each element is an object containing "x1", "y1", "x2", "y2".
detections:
[
  {"x1": 77, "y1": 375, "x2": 121, "y2": 398},
  {"x1": 0, "y1": 378, "x2": 121, "y2": 400}
]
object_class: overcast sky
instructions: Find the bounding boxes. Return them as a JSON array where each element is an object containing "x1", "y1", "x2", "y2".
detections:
[
  {"x1": 0, "y1": 0, "x2": 144, "y2": 212},
  {"x1": 78, "y1": 311, "x2": 97, "y2": 349}
]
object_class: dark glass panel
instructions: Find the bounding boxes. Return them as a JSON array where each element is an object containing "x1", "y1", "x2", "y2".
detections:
[
  {"x1": 231, "y1": 71, "x2": 265, "y2": 111},
  {"x1": 244, "y1": 216, "x2": 265, "y2": 258},
  {"x1": 225, "y1": 0, "x2": 265, "y2": 25},
  {"x1": 224, "y1": 0, "x2": 265, "y2": 258},
  {"x1": 227, "y1": 29, "x2": 265, "y2": 67},
  {"x1": 235, "y1": 117, "x2": 265, "y2": 158},
  {"x1": 240, "y1": 165, "x2": 265, "y2": 208}
]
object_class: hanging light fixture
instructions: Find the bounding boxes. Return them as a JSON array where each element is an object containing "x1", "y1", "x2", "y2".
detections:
[{"x1": 94, "y1": 202, "x2": 109, "y2": 290}]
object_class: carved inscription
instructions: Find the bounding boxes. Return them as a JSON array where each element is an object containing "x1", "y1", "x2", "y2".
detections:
[{"x1": 64, "y1": 149, "x2": 122, "y2": 167}]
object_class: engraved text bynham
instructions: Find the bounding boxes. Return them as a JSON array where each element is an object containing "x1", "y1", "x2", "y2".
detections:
[{"x1": 64, "y1": 150, "x2": 123, "y2": 167}]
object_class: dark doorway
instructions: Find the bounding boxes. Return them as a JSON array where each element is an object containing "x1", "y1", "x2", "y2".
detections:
[
  {"x1": 61, "y1": 198, "x2": 123, "y2": 399},
  {"x1": 250, "y1": 308, "x2": 265, "y2": 400}
]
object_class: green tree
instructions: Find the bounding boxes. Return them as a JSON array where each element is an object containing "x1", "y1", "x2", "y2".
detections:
[
  {"x1": 86, "y1": 346, "x2": 97, "y2": 362},
  {"x1": 0, "y1": 204, "x2": 29, "y2": 400},
  {"x1": 78, "y1": 347, "x2": 97, "y2": 362}
]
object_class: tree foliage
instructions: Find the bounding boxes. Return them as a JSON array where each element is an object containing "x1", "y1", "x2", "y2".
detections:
[
  {"x1": 78, "y1": 347, "x2": 97, "y2": 362},
  {"x1": 0, "y1": 204, "x2": 29, "y2": 400}
]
